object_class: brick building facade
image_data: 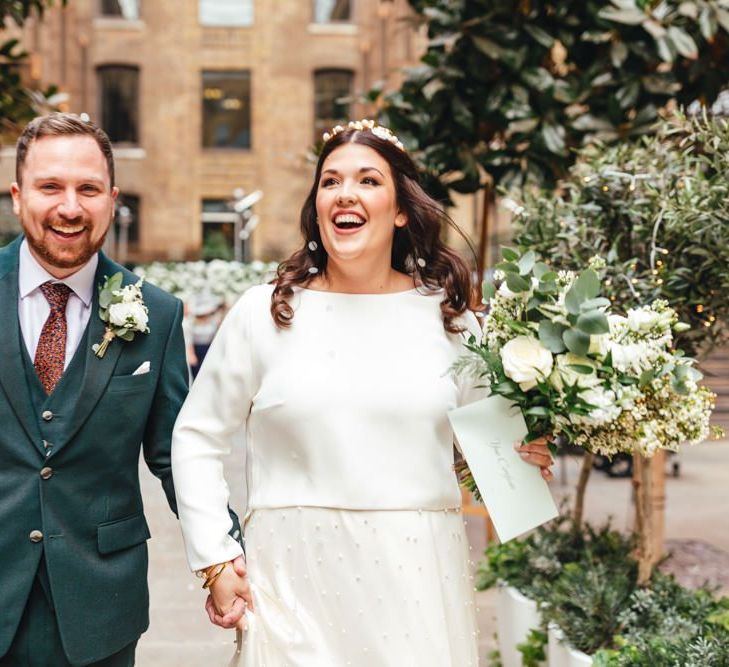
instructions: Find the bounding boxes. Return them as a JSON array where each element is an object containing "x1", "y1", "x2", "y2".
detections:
[{"x1": 0, "y1": 0, "x2": 432, "y2": 263}]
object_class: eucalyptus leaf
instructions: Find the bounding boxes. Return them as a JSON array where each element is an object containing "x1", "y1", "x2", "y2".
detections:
[
  {"x1": 580, "y1": 297, "x2": 611, "y2": 311},
  {"x1": 99, "y1": 290, "x2": 113, "y2": 309},
  {"x1": 539, "y1": 320, "x2": 568, "y2": 353},
  {"x1": 518, "y1": 250, "x2": 536, "y2": 275},
  {"x1": 563, "y1": 328, "x2": 591, "y2": 356},
  {"x1": 533, "y1": 262, "x2": 551, "y2": 279},
  {"x1": 501, "y1": 247, "x2": 520, "y2": 262},
  {"x1": 482, "y1": 281, "x2": 496, "y2": 302},
  {"x1": 505, "y1": 272, "x2": 532, "y2": 293},
  {"x1": 564, "y1": 287, "x2": 583, "y2": 315},
  {"x1": 574, "y1": 269, "x2": 601, "y2": 300},
  {"x1": 576, "y1": 310, "x2": 610, "y2": 334},
  {"x1": 496, "y1": 261, "x2": 520, "y2": 273}
]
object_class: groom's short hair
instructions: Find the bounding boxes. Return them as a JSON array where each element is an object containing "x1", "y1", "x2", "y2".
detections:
[{"x1": 15, "y1": 112, "x2": 115, "y2": 187}]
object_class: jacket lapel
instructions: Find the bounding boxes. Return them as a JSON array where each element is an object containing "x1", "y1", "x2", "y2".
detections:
[
  {"x1": 54, "y1": 252, "x2": 124, "y2": 453},
  {"x1": 0, "y1": 238, "x2": 44, "y2": 452}
]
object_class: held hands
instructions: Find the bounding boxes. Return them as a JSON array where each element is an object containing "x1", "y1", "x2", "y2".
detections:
[
  {"x1": 514, "y1": 436, "x2": 554, "y2": 481},
  {"x1": 205, "y1": 556, "x2": 254, "y2": 630}
]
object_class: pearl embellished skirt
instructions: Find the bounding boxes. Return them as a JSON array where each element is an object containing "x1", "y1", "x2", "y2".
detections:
[{"x1": 238, "y1": 507, "x2": 480, "y2": 667}]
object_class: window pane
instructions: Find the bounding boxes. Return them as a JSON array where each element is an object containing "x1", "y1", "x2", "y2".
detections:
[
  {"x1": 97, "y1": 66, "x2": 139, "y2": 144},
  {"x1": 0, "y1": 193, "x2": 21, "y2": 247},
  {"x1": 202, "y1": 71, "x2": 251, "y2": 149},
  {"x1": 100, "y1": 0, "x2": 140, "y2": 19},
  {"x1": 314, "y1": 70, "x2": 353, "y2": 144},
  {"x1": 202, "y1": 199, "x2": 235, "y2": 260},
  {"x1": 200, "y1": 0, "x2": 254, "y2": 26},
  {"x1": 313, "y1": 0, "x2": 351, "y2": 23}
]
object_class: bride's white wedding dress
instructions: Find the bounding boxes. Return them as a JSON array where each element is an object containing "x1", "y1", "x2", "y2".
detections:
[{"x1": 172, "y1": 284, "x2": 483, "y2": 666}]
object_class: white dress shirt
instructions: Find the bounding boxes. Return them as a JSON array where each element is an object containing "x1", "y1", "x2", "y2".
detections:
[{"x1": 18, "y1": 239, "x2": 98, "y2": 369}]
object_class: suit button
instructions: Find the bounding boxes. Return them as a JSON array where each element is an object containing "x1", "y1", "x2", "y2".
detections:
[
  {"x1": 42, "y1": 410, "x2": 54, "y2": 421},
  {"x1": 40, "y1": 467, "x2": 53, "y2": 480},
  {"x1": 29, "y1": 530, "x2": 43, "y2": 543}
]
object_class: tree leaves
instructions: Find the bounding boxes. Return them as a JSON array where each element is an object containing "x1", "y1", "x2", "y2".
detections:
[{"x1": 380, "y1": 1, "x2": 729, "y2": 207}]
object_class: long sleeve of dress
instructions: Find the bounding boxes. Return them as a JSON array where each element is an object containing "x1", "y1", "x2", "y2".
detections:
[{"x1": 171, "y1": 290, "x2": 257, "y2": 571}]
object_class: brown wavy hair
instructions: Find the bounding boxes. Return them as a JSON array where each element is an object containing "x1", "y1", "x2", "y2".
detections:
[{"x1": 271, "y1": 127, "x2": 476, "y2": 333}]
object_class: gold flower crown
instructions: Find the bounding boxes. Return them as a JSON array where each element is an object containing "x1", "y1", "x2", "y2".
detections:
[{"x1": 322, "y1": 119, "x2": 405, "y2": 151}]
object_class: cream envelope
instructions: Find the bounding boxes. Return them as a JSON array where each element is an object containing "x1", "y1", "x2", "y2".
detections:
[{"x1": 449, "y1": 395, "x2": 559, "y2": 543}]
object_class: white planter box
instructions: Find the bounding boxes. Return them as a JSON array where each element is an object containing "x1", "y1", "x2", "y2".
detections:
[
  {"x1": 497, "y1": 584, "x2": 545, "y2": 667},
  {"x1": 548, "y1": 623, "x2": 593, "y2": 666}
]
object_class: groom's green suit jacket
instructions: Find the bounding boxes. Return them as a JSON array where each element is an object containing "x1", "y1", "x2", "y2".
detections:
[{"x1": 0, "y1": 236, "x2": 189, "y2": 665}]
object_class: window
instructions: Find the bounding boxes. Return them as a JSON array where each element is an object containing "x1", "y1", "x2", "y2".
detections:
[
  {"x1": 314, "y1": 69, "x2": 353, "y2": 144},
  {"x1": 202, "y1": 71, "x2": 251, "y2": 149},
  {"x1": 201, "y1": 199, "x2": 235, "y2": 260},
  {"x1": 313, "y1": 0, "x2": 351, "y2": 22},
  {"x1": 97, "y1": 65, "x2": 139, "y2": 144},
  {"x1": 100, "y1": 0, "x2": 140, "y2": 19},
  {"x1": 0, "y1": 193, "x2": 21, "y2": 247},
  {"x1": 199, "y1": 0, "x2": 253, "y2": 26}
]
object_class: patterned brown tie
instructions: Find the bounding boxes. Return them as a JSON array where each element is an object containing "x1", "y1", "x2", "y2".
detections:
[{"x1": 34, "y1": 281, "x2": 72, "y2": 395}]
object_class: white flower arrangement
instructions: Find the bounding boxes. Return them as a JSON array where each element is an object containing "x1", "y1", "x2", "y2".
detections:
[
  {"x1": 94, "y1": 273, "x2": 149, "y2": 358},
  {"x1": 133, "y1": 259, "x2": 278, "y2": 307},
  {"x1": 457, "y1": 248, "x2": 722, "y2": 458}
]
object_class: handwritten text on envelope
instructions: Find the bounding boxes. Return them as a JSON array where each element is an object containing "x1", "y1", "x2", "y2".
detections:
[{"x1": 448, "y1": 395, "x2": 558, "y2": 543}]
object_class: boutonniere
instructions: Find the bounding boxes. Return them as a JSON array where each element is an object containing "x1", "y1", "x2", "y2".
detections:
[{"x1": 93, "y1": 272, "x2": 150, "y2": 358}]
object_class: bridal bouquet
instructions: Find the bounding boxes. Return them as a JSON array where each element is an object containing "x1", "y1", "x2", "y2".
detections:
[{"x1": 457, "y1": 248, "x2": 721, "y2": 459}]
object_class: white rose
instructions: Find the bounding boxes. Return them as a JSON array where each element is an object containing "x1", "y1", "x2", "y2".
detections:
[
  {"x1": 501, "y1": 335, "x2": 554, "y2": 391},
  {"x1": 549, "y1": 353, "x2": 601, "y2": 393},
  {"x1": 627, "y1": 309, "x2": 660, "y2": 332},
  {"x1": 108, "y1": 302, "x2": 149, "y2": 331}
]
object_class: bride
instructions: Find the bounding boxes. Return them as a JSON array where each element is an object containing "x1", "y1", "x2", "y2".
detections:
[{"x1": 170, "y1": 119, "x2": 553, "y2": 666}]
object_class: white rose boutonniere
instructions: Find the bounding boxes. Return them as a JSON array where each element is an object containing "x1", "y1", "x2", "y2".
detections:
[
  {"x1": 500, "y1": 335, "x2": 554, "y2": 391},
  {"x1": 94, "y1": 272, "x2": 150, "y2": 358}
]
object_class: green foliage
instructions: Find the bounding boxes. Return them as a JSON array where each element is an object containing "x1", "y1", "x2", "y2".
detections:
[
  {"x1": 540, "y1": 559, "x2": 637, "y2": 654},
  {"x1": 0, "y1": 1, "x2": 67, "y2": 137},
  {"x1": 481, "y1": 518, "x2": 729, "y2": 662},
  {"x1": 513, "y1": 112, "x2": 729, "y2": 357},
  {"x1": 476, "y1": 514, "x2": 634, "y2": 600},
  {"x1": 380, "y1": 0, "x2": 729, "y2": 201},
  {"x1": 592, "y1": 575, "x2": 729, "y2": 665},
  {"x1": 516, "y1": 628, "x2": 547, "y2": 667}
]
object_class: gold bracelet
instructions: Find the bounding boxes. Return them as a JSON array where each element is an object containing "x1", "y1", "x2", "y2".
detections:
[{"x1": 201, "y1": 561, "x2": 228, "y2": 589}]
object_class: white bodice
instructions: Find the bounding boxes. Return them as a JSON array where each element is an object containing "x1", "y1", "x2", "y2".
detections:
[{"x1": 172, "y1": 284, "x2": 482, "y2": 570}]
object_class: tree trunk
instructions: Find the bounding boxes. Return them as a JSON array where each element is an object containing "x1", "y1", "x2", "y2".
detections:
[
  {"x1": 477, "y1": 183, "x2": 493, "y2": 281},
  {"x1": 573, "y1": 452, "x2": 594, "y2": 528},
  {"x1": 632, "y1": 450, "x2": 666, "y2": 585}
]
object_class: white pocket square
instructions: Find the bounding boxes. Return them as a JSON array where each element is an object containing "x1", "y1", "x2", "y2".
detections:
[{"x1": 132, "y1": 361, "x2": 151, "y2": 376}]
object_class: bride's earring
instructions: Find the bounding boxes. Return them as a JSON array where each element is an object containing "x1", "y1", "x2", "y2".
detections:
[{"x1": 307, "y1": 239, "x2": 320, "y2": 274}]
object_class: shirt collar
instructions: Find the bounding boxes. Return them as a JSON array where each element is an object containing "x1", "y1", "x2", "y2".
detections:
[{"x1": 18, "y1": 239, "x2": 99, "y2": 307}]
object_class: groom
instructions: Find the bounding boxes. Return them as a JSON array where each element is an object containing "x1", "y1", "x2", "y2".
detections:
[{"x1": 0, "y1": 113, "x2": 190, "y2": 666}]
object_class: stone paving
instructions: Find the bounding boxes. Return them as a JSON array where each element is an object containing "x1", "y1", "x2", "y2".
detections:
[{"x1": 135, "y1": 438, "x2": 729, "y2": 666}]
